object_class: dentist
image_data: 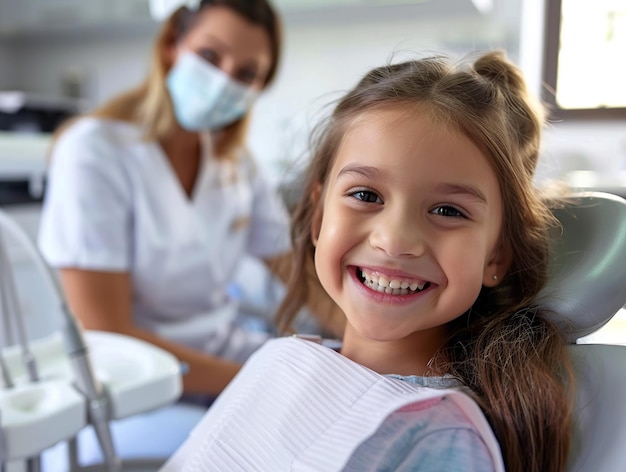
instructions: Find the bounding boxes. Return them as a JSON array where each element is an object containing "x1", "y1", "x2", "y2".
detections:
[{"x1": 38, "y1": 0, "x2": 344, "y2": 402}]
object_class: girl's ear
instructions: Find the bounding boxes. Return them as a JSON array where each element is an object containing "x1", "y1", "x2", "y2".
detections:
[
  {"x1": 311, "y1": 183, "x2": 323, "y2": 246},
  {"x1": 483, "y1": 241, "x2": 513, "y2": 287}
]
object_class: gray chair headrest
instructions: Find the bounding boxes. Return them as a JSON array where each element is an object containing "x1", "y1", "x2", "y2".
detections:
[{"x1": 536, "y1": 192, "x2": 626, "y2": 342}]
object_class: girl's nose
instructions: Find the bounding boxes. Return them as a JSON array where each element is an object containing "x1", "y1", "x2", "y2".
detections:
[{"x1": 369, "y1": 209, "x2": 426, "y2": 258}]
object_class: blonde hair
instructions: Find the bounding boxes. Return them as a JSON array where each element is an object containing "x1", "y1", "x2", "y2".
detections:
[
  {"x1": 56, "y1": 0, "x2": 281, "y2": 160},
  {"x1": 277, "y1": 51, "x2": 573, "y2": 472}
]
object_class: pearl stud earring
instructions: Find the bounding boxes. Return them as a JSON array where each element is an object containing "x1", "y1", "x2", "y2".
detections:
[{"x1": 492, "y1": 275, "x2": 498, "y2": 281}]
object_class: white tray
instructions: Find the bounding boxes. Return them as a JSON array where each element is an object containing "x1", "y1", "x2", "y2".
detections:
[
  {"x1": 0, "y1": 379, "x2": 85, "y2": 460},
  {"x1": 1, "y1": 330, "x2": 183, "y2": 461}
]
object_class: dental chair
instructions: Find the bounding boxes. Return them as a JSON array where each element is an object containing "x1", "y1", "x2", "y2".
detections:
[
  {"x1": 536, "y1": 192, "x2": 626, "y2": 471},
  {"x1": 1, "y1": 191, "x2": 626, "y2": 472}
]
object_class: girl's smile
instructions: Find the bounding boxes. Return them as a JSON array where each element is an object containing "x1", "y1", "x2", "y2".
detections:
[
  {"x1": 350, "y1": 266, "x2": 436, "y2": 305},
  {"x1": 357, "y1": 267, "x2": 431, "y2": 294}
]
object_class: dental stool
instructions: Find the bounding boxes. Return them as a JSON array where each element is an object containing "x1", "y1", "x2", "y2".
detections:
[{"x1": 536, "y1": 192, "x2": 626, "y2": 471}]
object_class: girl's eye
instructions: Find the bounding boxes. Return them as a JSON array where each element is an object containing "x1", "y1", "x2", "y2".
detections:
[
  {"x1": 350, "y1": 190, "x2": 382, "y2": 204},
  {"x1": 431, "y1": 205, "x2": 466, "y2": 218}
]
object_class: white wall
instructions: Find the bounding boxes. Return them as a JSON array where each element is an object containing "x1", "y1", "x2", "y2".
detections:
[
  {"x1": 250, "y1": 15, "x2": 502, "y2": 177},
  {"x1": 250, "y1": 10, "x2": 519, "y2": 179},
  {"x1": 540, "y1": 122, "x2": 626, "y2": 183}
]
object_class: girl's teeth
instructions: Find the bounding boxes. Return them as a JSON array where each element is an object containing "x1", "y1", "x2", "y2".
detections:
[{"x1": 360, "y1": 269, "x2": 427, "y2": 295}]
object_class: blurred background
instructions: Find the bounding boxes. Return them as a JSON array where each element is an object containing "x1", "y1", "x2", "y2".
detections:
[{"x1": 0, "y1": 0, "x2": 625, "y2": 188}]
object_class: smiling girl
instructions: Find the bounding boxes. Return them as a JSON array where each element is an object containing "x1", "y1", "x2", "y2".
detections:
[{"x1": 164, "y1": 50, "x2": 573, "y2": 472}]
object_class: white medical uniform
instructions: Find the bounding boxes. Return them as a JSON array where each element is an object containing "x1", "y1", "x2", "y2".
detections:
[{"x1": 38, "y1": 117, "x2": 291, "y2": 361}]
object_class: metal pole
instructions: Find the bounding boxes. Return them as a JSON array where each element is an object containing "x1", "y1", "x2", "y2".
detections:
[
  {"x1": 0, "y1": 210, "x2": 121, "y2": 471},
  {"x1": 0, "y1": 229, "x2": 39, "y2": 382}
]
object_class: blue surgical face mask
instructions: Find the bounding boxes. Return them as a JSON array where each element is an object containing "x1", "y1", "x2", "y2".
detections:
[{"x1": 166, "y1": 50, "x2": 259, "y2": 132}]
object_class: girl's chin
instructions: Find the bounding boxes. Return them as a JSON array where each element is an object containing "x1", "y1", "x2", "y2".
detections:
[{"x1": 347, "y1": 318, "x2": 413, "y2": 342}]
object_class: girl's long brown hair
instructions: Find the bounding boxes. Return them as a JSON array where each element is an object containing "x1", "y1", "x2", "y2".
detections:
[
  {"x1": 54, "y1": 0, "x2": 281, "y2": 160},
  {"x1": 276, "y1": 51, "x2": 573, "y2": 472}
]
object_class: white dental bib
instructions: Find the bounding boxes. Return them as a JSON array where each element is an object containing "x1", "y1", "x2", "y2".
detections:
[{"x1": 161, "y1": 337, "x2": 504, "y2": 471}]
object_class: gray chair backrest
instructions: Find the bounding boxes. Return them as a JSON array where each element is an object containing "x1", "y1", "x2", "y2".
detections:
[
  {"x1": 537, "y1": 192, "x2": 626, "y2": 341},
  {"x1": 536, "y1": 192, "x2": 626, "y2": 472}
]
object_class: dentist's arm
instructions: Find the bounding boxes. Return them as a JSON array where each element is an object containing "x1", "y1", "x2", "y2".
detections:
[{"x1": 59, "y1": 268, "x2": 240, "y2": 396}]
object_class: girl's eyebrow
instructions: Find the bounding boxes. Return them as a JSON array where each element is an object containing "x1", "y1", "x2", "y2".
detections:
[
  {"x1": 434, "y1": 183, "x2": 487, "y2": 204},
  {"x1": 337, "y1": 164, "x2": 383, "y2": 180}
]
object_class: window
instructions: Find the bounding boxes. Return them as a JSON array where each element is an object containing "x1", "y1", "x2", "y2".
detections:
[{"x1": 543, "y1": 0, "x2": 626, "y2": 119}]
